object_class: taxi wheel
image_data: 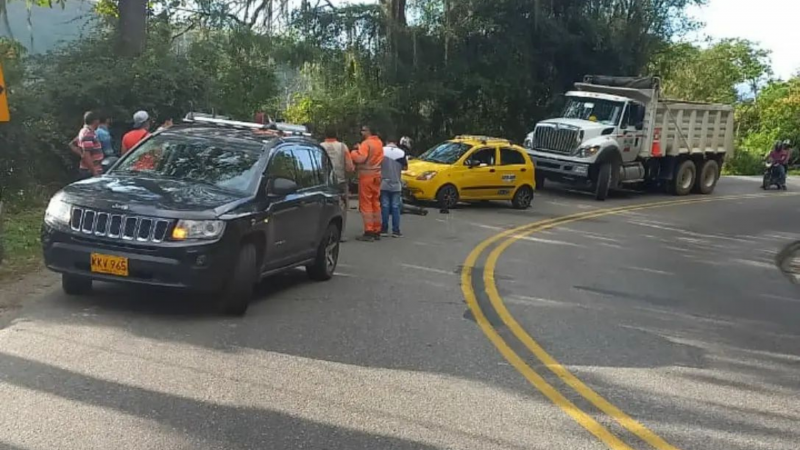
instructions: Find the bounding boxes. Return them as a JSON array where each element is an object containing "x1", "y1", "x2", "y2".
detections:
[
  {"x1": 512, "y1": 186, "x2": 534, "y2": 209},
  {"x1": 436, "y1": 185, "x2": 459, "y2": 209}
]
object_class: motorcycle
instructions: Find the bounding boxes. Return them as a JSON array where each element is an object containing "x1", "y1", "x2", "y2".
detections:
[{"x1": 762, "y1": 161, "x2": 787, "y2": 190}]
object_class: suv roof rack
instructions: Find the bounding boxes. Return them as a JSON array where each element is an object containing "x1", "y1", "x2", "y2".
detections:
[
  {"x1": 183, "y1": 112, "x2": 311, "y2": 137},
  {"x1": 455, "y1": 135, "x2": 510, "y2": 144}
]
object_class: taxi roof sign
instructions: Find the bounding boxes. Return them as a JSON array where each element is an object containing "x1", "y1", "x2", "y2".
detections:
[{"x1": 0, "y1": 63, "x2": 8, "y2": 122}]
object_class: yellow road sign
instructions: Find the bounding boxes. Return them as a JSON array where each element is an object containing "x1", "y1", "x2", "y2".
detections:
[{"x1": 0, "y1": 63, "x2": 9, "y2": 122}]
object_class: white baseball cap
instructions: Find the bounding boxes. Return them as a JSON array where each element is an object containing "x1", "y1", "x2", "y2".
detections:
[{"x1": 133, "y1": 110, "x2": 150, "y2": 128}]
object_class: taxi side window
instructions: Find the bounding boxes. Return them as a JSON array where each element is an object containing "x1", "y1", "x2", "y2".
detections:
[
  {"x1": 466, "y1": 147, "x2": 496, "y2": 166},
  {"x1": 500, "y1": 148, "x2": 526, "y2": 166}
]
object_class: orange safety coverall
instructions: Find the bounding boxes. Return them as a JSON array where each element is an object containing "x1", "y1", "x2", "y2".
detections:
[{"x1": 351, "y1": 135, "x2": 384, "y2": 235}]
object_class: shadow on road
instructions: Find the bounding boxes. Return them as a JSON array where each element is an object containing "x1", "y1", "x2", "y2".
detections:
[{"x1": 0, "y1": 352, "x2": 446, "y2": 450}]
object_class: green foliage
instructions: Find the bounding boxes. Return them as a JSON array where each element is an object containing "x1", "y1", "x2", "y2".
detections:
[
  {"x1": 654, "y1": 39, "x2": 772, "y2": 104},
  {"x1": 0, "y1": 23, "x2": 280, "y2": 200},
  {"x1": 0, "y1": 207, "x2": 45, "y2": 278}
]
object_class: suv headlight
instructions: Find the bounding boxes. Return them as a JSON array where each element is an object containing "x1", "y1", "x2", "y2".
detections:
[
  {"x1": 416, "y1": 171, "x2": 438, "y2": 181},
  {"x1": 171, "y1": 220, "x2": 225, "y2": 241},
  {"x1": 44, "y1": 193, "x2": 72, "y2": 227},
  {"x1": 577, "y1": 145, "x2": 600, "y2": 158}
]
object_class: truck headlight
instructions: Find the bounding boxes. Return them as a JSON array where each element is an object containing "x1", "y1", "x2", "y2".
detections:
[
  {"x1": 577, "y1": 145, "x2": 600, "y2": 158},
  {"x1": 171, "y1": 220, "x2": 226, "y2": 241},
  {"x1": 416, "y1": 171, "x2": 438, "y2": 181},
  {"x1": 44, "y1": 193, "x2": 72, "y2": 227}
]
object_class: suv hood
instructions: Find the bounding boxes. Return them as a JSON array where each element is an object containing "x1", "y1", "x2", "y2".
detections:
[{"x1": 61, "y1": 176, "x2": 249, "y2": 219}]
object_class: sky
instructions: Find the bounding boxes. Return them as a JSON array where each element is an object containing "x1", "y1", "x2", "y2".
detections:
[{"x1": 688, "y1": 0, "x2": 797, "y2": 80}]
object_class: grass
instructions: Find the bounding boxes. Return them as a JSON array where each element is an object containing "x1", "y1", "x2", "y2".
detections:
[{"x1": 0, "y1": 206, "x2": 45, "y2": 281}]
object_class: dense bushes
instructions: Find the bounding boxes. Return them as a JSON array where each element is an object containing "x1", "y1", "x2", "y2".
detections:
[{"x1": 0, "y1": 25, "x2": 279, "y2": 203}]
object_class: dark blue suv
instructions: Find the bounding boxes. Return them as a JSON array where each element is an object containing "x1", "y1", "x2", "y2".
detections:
[{"x1": 42, "y1": 118, "x2": 343, "y2": 315}]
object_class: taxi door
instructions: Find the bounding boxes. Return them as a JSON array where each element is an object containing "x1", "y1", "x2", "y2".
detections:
[
  {"x1": 495, "y1": 147, "x2": 531, "y2": 199},
  {"x1": 458, "y1": 146, "x2": 503, "y2": 199}
]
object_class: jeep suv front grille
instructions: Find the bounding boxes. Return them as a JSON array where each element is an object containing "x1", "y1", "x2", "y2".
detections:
[
  {"x1": 532, "y1": 125, "x2": 579, "y2": 154},
  {"x1": 70, "y1": 208, "x2": 171, "y2": 243}
]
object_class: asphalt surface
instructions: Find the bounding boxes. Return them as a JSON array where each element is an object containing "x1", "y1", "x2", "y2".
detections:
[{"x1": 0, "y1": 176, "x2": 798, "y2": 450}]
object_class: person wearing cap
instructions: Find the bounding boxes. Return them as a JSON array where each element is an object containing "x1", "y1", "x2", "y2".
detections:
[{"x1": 121, "y1": 111, "x2": 152, "y2": 155}]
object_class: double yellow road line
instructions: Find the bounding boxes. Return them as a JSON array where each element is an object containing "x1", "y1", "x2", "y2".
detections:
[{"x1": 461, "y1": 192, "x2": 798, "y2": 449}]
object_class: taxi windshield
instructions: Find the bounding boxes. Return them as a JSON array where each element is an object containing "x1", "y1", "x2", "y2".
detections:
[
  {"x1": 112, "y1": 134, "x2": 263, "y2": 194},
  {"x1": 418, "y1": 142, "x2": 471, "y2": 164}
]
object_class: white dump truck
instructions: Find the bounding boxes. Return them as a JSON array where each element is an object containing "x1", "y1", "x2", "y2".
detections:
[{"x1": 524, "y1": 76, "x2": 735, "y2": 200}]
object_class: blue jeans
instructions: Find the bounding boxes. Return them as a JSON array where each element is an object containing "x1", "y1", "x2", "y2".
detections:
[
  {"x1": 775, "y1": 164, "x2": 787, "y2": 185},
  {"x1": 380, "y1": 190, "x2": 402, "y2": 234}
]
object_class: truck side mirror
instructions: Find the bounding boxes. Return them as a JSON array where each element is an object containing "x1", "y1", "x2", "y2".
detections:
[{"x1": 635, "y1": 122, "x2": 644, "y2": 131}]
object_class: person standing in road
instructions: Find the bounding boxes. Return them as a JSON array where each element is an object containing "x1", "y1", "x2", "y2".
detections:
[
  {"x1": 380, "y1": 138, "x2": 408, "y2": 238},
  {"x1": 96, "y1": 113, "x2": 115, "y2": 158},
  {"x1": 320, "y1": 128, "x2": 355, "y2": 241},
  {"x1": 350, "y1": 125, "x2": 384, "y2": 241},
  {"x1": 70, "y1": 111, "x2": 104, "y2": 180},
  {"x1": 122, "y1": 110, "x2": 152, "y2": 155}
]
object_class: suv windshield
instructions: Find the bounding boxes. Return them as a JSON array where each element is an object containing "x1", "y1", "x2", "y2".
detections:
[
  {"x1": 418, "y1": 142, "x2": 471, "y2": 164},
  {"x1": 562, "y1": 97, "x2": 624, "y2": 125},
  {"x1": 112, "y1": 134, "x2": 263, "y2": 194}
]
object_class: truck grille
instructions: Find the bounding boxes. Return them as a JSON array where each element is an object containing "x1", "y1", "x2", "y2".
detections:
[
  {"x1": 532, "y1": 125, "x2": 579, "y2": 154},
  {"x1": 70, "y1": 208, "x2": 171, "y2": 243}
]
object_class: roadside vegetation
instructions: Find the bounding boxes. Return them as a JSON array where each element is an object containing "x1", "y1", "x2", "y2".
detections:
[
  {"x1": 0, "y1": 0, "x2": 798, "y2": 274},
  {"x1": 0, "y1": 205, "x2": 44, "y2": 280}
]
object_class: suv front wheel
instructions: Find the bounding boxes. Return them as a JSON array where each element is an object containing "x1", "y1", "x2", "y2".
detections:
[
  {"x1": 307, "y1": 223, "x2": 341, "y2": 281},
  {"x1": 217, "y1": 243, "x2": 258, "y2": 316}
]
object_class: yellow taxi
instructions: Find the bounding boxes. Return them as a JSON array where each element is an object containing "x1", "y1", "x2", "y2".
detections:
[{"x1": 402, "y1": 136, "x2": 536, "y2": 209}]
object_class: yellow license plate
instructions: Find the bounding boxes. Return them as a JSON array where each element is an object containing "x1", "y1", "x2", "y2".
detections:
[{"x1": 90, "y1": 253, "x2": 129, "y2": 277}]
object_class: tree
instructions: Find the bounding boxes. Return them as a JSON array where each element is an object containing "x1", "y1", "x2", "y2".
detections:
[
  {"x1": 652, "y1": 38, "x2": 772, "y2": 104},
  {"x1": 117, "y1": 0, "x2": 147, "y2": 56}
]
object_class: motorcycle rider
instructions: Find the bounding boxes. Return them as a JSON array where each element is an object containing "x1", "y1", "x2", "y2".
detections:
[{"x1": 767, "y1": 140, "x2": 791, "y2": 190}]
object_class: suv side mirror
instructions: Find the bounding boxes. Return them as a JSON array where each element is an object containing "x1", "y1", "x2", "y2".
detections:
[{"x1": 268, "y1": 177, "x2": 299, "y2": 197}]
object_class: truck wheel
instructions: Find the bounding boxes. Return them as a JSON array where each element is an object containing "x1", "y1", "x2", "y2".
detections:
[
  {"x1": 511, "y1": 186, "x2": 534, "y2": 209},
  {"x1": 671, "y1": 160, "x2": 697, "y2": 196},
  {"x1": 62, "y1": 274, "x2": 92, "y2": 295},
  {"x1": 307, "y1": 223, "x2": 340, "y2": 281},
  {"x1": 535, "y1": 171, "x2": 546, "y2": 190},
  {"x1": 436, "y1": 185, "x2": 459, "y2": 209},
  {"x1": 218, "y1": 243, "x2": 257, "y2": 316},
  {"x1": 693, "y1": 160, "x2": 720, "y2": 194},
  {"x1": 593, "y1": 163, "x2": 612, "y2": 201}
]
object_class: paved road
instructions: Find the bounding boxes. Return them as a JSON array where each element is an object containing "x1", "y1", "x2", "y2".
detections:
[{"x1": 0, "y1": 177, "x2": 798, "y2": 450}]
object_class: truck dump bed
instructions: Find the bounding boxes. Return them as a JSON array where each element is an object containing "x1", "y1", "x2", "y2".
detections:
[{"x1": 648, "y1": 100, "x2": 735, "y2": 159}]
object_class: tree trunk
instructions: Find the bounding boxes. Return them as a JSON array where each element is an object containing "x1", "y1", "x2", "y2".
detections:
[{"x1": 117, "y1": 0, "x2": 147, "y2": 57}]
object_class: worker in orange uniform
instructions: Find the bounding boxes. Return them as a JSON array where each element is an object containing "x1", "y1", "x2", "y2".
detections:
[{"x1": 350, "y1": 125, "x2": 384, "y2": 241}]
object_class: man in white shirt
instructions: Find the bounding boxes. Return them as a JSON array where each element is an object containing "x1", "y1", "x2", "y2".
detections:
[{"x1": 380, "y1": 139, "x2": 408, "y2": 237}]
